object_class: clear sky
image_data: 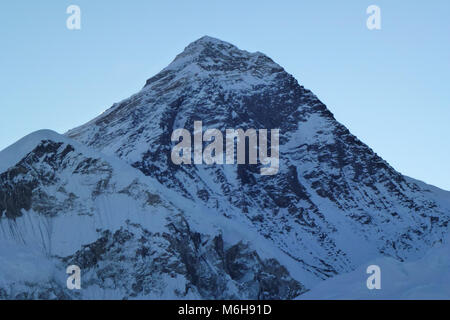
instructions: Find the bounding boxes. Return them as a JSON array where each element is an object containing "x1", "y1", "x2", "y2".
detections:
[{"x1": 0, "y1": 1, "x2": 449, "y2": 190}]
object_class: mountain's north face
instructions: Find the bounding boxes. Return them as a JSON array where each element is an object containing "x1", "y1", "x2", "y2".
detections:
[{"x1": 1, "y1": 36, "x2": 450, "y2": 299}]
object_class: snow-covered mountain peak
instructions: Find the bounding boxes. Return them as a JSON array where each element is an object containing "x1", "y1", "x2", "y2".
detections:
[
  {"x1": 0, "y1": 130, "x2": 69, "y2": 174},
  {"x1": 145, "y1": 36, "x2": 284, "y2": 88},
  {"x1": 184, "y1": 35, "x2": 236, "y2": 52},
  {"x1": 66, "y1": 37, "x2": 450, "y2": 282},
  {"x1": 3, "y1": 37, "x2": 450, "y2": 299}
]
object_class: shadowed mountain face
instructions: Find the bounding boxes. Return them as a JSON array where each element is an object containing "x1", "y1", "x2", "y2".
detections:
[
  {"x1": 1, "y1": 37, "x2": 449, "y2": 299},
  {"x1": 67, "y1": 36, "x2": 450, "y2": 278}
]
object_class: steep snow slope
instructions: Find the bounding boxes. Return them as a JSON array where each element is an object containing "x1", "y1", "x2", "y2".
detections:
[
  {"x1": 0, "y1": 130, "x2": 308, "y2": 299},
  {"x1": 300, "y1": 230, "x2": 450, "y2": 300},
  {"x1": 67, "y1": 36, "x2": 450, "y2": 281}
]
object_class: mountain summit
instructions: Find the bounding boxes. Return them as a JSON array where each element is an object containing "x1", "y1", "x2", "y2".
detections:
[
  {"x1": 1, "y1": 37, "x2": 449, "y2": 299},
  {"x1": 67, "y1": 36, "x2": 450, "y2": 277},
  {"x1": 157, "y1": 36, "x2": 283, "y2": 77}
]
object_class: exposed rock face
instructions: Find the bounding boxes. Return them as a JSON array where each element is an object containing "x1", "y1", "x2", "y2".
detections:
[
  {"x1": 1, "y1": 141, "x2": 77, "y2": 219},
  {"x1": 0, "y1": 139, "x2": 114, "y2": 221},
  {"x1": 64, "y1": 220, "x2": 305, "y2": 300}
]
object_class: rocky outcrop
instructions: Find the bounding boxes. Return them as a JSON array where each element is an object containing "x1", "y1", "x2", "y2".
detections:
[{"x1": 63, "y1": 219, "x2": 305, "y2": 300}]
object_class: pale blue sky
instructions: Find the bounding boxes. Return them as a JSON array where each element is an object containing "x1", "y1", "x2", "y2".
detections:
[{"x1": 0, "y1": 1, "x2": 449, "y2": 189}]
